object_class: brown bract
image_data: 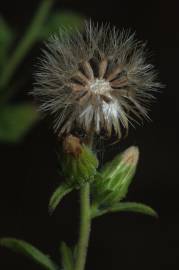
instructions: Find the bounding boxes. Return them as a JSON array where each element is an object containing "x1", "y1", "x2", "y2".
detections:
[{"x1": 63, "y1": 134, "x2": 82, "y2": 158}]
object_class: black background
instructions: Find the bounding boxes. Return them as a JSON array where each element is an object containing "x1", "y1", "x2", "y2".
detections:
[{"x1": 0, "y1": 0, "x2": 178, "y2": 269}]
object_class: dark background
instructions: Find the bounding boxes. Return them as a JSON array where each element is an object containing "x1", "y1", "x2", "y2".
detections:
[{"x1": 0, "y1": 0, "x2": 178, "y2": 269}]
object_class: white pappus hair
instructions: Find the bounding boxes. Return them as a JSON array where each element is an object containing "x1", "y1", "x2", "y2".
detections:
[{"x1": 33, "y1": 21, "x2": 161, "y2": 138}]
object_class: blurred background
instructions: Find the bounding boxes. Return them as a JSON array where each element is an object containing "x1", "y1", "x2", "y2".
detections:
[{"x1": 0, "y1": 0, "x2": 178, "y2": 269}]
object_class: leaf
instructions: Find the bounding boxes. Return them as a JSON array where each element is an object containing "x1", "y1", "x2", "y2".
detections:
[
  {"x1": 0, "y1": 238, "x2": 58, "y2": 270},
  {"x1": 39, "y1": 11, "x2": 85, "y2": 40},
  {"x1": 60, "y1": 242, "x2": 74, "y2": 270},
  {"x1": 0, "y1": 16, "x2": 14, "y2": 68},
  {"x1": 72, "y1": 244, "x2": 78, "y2": 262},
  {"x1": 92, "y1": 202, "x2": 158, "y2": 218},
  {"x1": 49, "y1": 182, "x2": 73, "y2": 214},
  {"x1": 0, "y1": 103, "x2": 39, "y2": 143},
  {"x1": 109, "y1": 202, "x2": 158, "y2": 217}
]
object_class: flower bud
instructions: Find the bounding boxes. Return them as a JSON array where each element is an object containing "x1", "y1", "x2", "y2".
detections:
[
  {"x1": 61, "y1": 135, "x2": 98, "y2": 187},
  {"x1": 92, "y1": 146, "x2": 139, "y2": 207}
]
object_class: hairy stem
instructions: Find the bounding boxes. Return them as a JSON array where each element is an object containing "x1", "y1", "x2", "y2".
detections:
[
  {"x1": 0, "y1": 0, "x2": 54, "y2": 94},
  {"x1": 75, "y1": 182, "x2": 91, "y2": 270}
]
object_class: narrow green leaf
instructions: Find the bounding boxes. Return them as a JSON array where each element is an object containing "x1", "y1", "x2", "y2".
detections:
[
  {"x1": 39, "y1": 11, "x2": 85, "y2": 40},
  {"x1": 49, "y1": 182, "x2": 73, "y2": 214},
  {"x1": 72, "y1": 244, "x2": 78, "y2": 262},
  {"x1": 110, "y1": 202, "x2": 158, "y2": 217},
  {"x1": 0, "y1": 238, "x2": 58, "y2": 270},
  {"x1": 92, "y1": 202, "x2": 158, "y2": 218},
  {"x1": 60, "y1": 242, "x2": 74, "y2": 270},
  {"x1": 0, "y1": 16, "x2": 14, "y2": 68},
  {"x1": 0, "y1": 103, "x2": 38, "y2": 143}
]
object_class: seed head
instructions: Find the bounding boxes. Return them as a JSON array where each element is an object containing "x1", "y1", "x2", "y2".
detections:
[{"x1": 33, "y1": 22, "x2": 161, "y2": 138}]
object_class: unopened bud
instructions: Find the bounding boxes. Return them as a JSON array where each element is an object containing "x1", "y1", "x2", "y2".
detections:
[
  {"x1": 61, "y1": 135, "x2": 98, "y2": 187},
  {"x1": 92, "y1": 146, "x2": 139, "y2": 206}
]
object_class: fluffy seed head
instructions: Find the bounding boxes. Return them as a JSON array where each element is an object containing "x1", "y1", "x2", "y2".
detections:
[{"x1": 33, "y1": 22, "x2": 161, "y2": 138}]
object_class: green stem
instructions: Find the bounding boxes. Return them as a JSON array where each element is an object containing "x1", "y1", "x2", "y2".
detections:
[
  {"x1": 75, "y1": 182, "x2": 91, "y2": 270},
  {"x1": 0, "y1": 0, "x2": 54, "y2": 93}
]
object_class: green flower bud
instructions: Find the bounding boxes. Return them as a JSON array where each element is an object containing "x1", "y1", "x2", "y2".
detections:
[
  {"x1": 61, "y1": 135, "x2": 98, "y2": 187},
  {"x1": 92, "y1": 146, "x2": 139, "y2": 207}
]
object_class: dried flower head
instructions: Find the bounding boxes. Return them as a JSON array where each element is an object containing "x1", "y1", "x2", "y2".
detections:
[{"x1": 33, "y1": 22, "x2": 161, "y2": 138}]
